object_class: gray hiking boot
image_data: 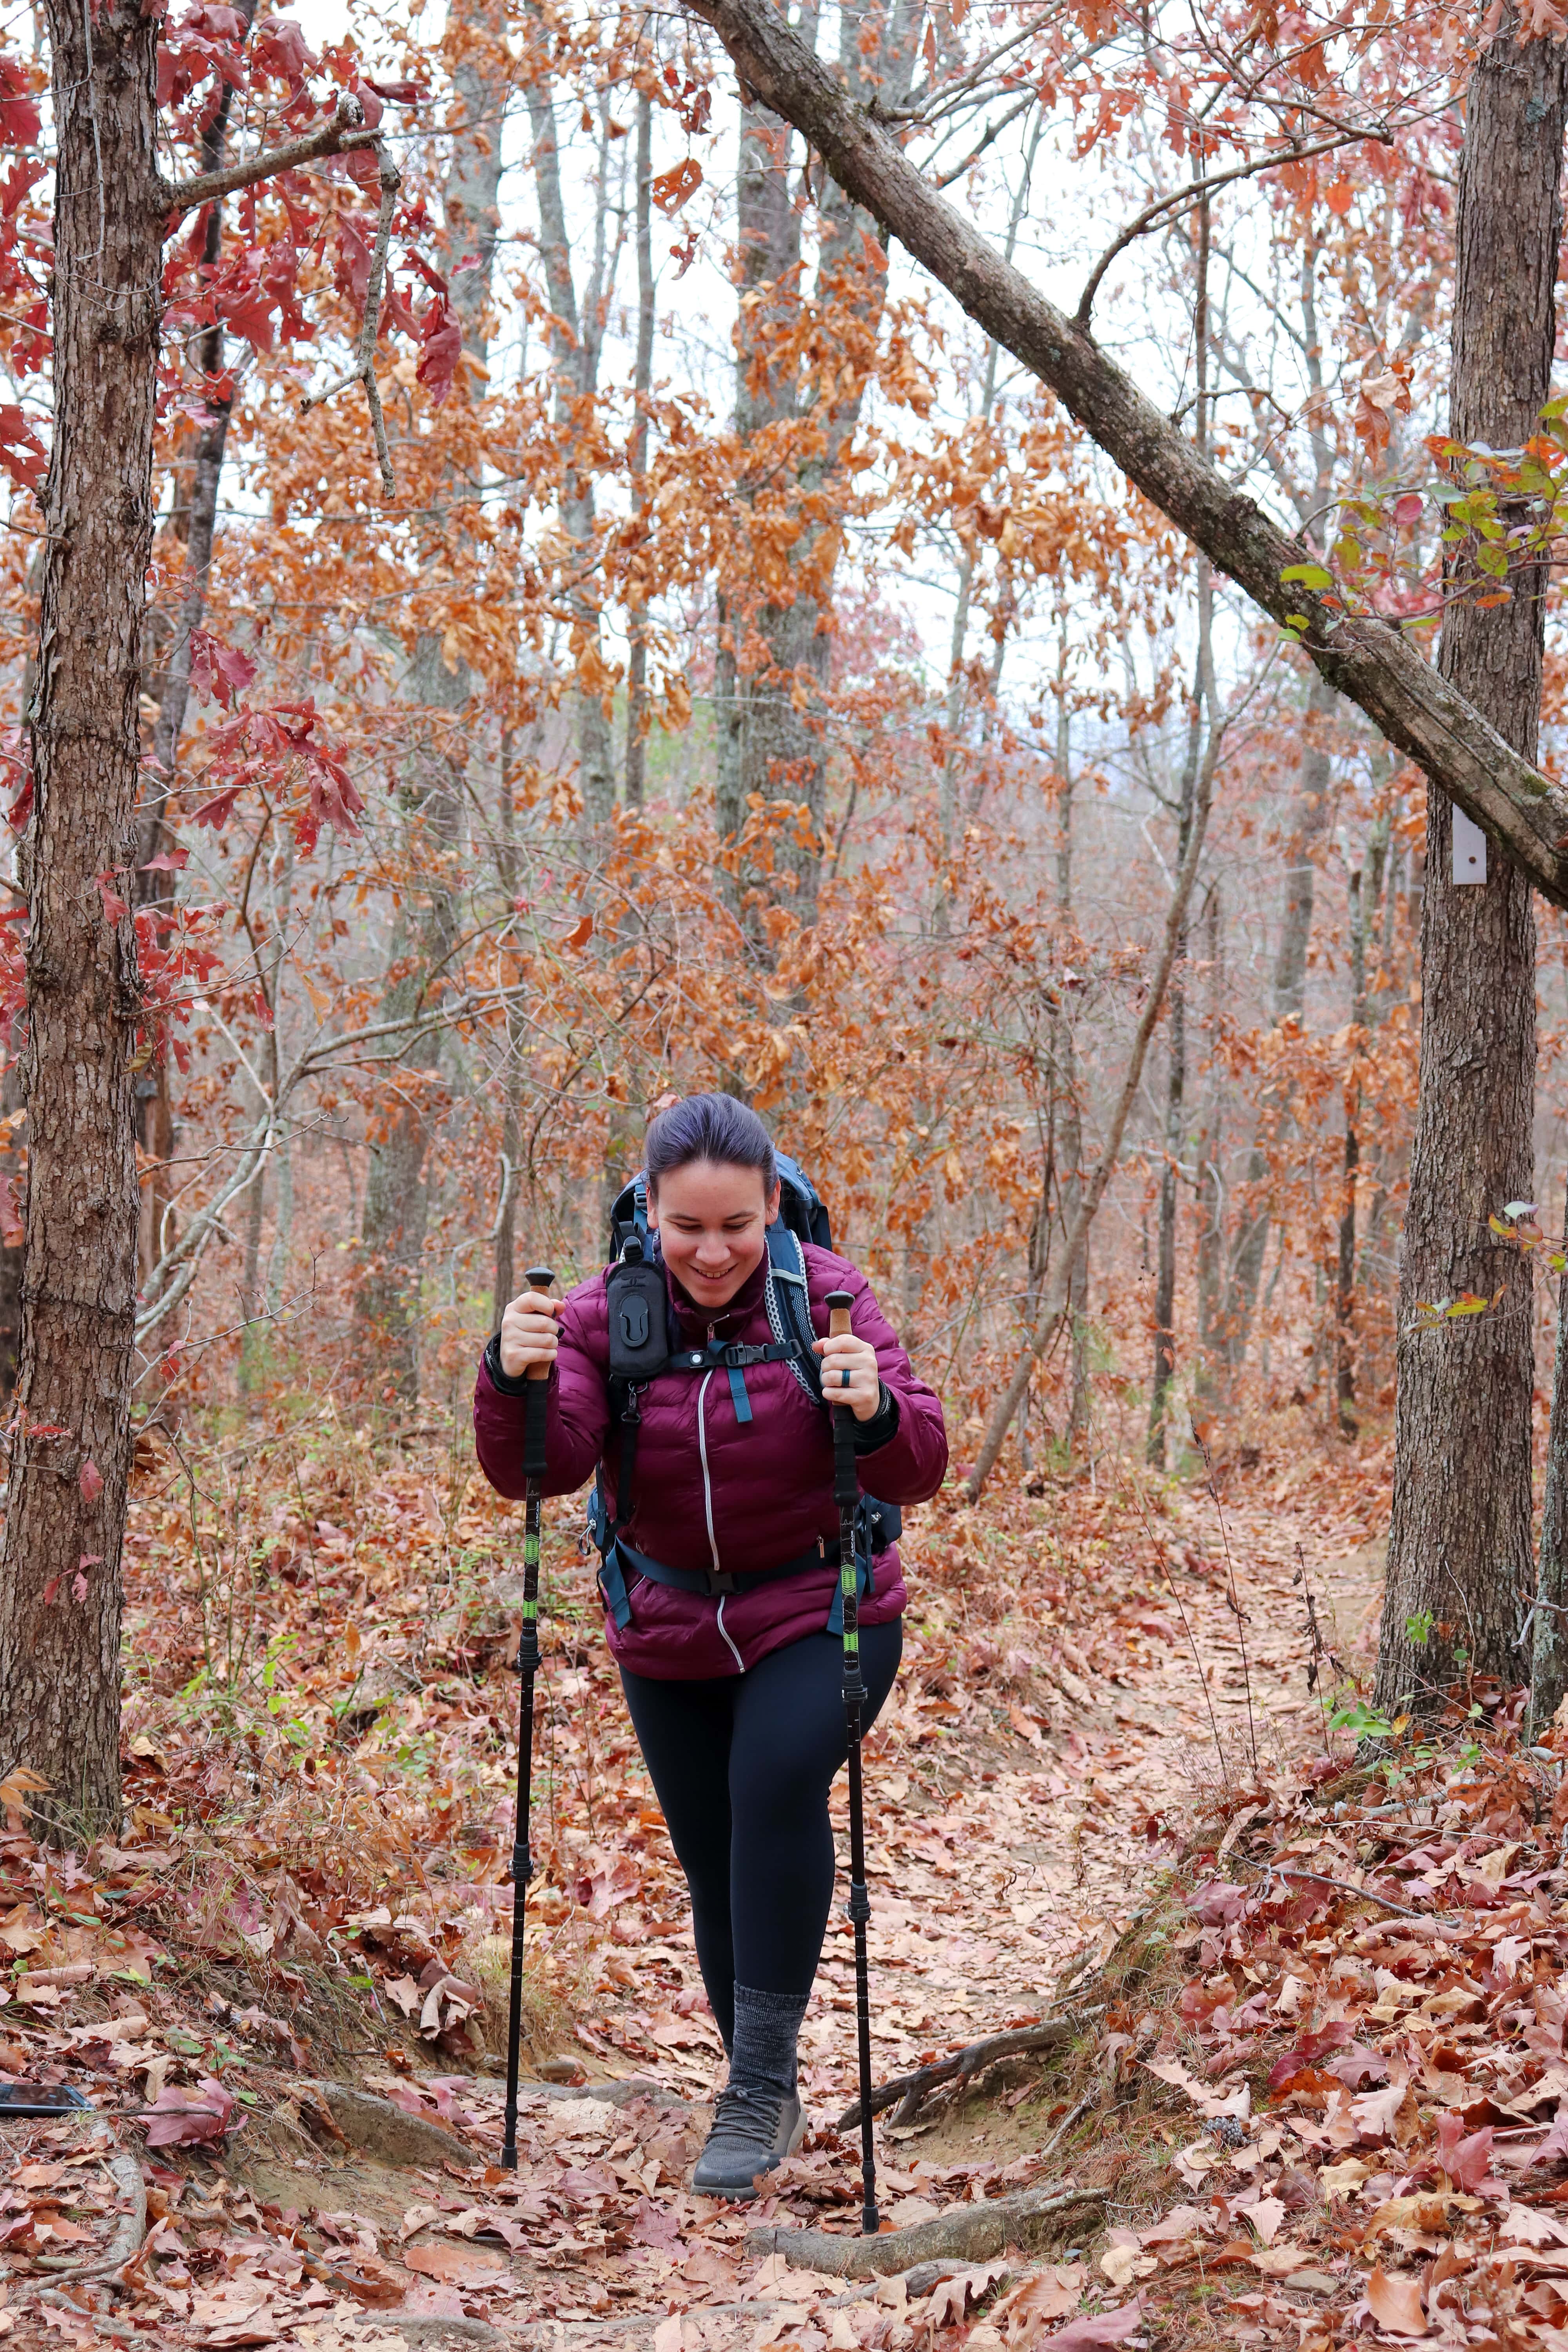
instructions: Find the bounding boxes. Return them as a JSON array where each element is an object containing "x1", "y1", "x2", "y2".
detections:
[{"x1": 691, "y1": 2080, "x2": 806, "y2": 2198}]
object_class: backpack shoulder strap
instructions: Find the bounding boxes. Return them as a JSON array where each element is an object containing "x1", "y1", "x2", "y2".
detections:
[{"x1": 766, "y1": 1225, "x2": 823, "y2": 1405}]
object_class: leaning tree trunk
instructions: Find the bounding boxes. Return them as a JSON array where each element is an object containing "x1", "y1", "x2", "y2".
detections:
[
  {"x1": 0, "y1": 0, "x2": 161, "y2": 1832},
  {"x1": 1377, "y1": 15, "x2": 1567, "y2": 1718}
]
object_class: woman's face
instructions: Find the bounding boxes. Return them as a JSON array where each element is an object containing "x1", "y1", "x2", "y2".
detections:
[{"x1": 648, "y1": 1160, "x2": 780, "y2": 1309}]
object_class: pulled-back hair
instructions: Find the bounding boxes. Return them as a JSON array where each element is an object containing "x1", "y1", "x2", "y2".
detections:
[{"x1": 645, "y1": 1093, "x2": 776, "y2": 1198}]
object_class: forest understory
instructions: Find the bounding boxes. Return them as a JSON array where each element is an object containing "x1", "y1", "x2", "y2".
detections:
[{"x1": 2, "y1": 1416, "x2": 1562, "y2": 2352}]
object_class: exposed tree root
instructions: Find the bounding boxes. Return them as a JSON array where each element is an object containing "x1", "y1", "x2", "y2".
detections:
[
  {"x1": 31, "y1": 2149, "x2": 147, "y2": 2282},
  {"x1": 834, "y1": 2015, "x2": 1093, "y2": 2132},
  {"x1": 745, "y1": 2182, "x2": 1108, "y2": 2278}
]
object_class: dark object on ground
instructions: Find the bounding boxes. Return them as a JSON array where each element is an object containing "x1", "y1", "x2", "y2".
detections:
[{"x1": 0, "y1": 2083, "x2": 92, "y2": 2116}]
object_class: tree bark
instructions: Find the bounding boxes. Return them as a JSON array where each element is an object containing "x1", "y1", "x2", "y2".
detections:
[
  {"x1": 354, "y1": 23, "x2": 505, "y2": 1399},
  {"x1": 1377, "y1": 15, "x2": 1566, "y2": 1717},
  {"x1": 1222, "y1": 668, "x2": 1337, "y2": 1365},
  {"x1": 137, "y1": 7, "x2": 256, "y2": 1298},
  {"x1": 624, "y1": 89, "x2": 654, "y2": 808},
  {"x1": 681, "y1": 0, "x2": 1568, "y2": 905},
  {"x1": 1533, "y1": 1220, "x2": 1568, "y2": 1730},
  {"x1": 525, "y1": 47, "x2": 617, "y2": 826},
  {"x1": 1335, "y1": 856, "x2": 1370, "y2": 1437},
  {"x1": 715, "y1": 0, "x2": 921, "y2": 927},
  {"x1": 0, "y1": 0, "x2": 162, "y2": 1833}
]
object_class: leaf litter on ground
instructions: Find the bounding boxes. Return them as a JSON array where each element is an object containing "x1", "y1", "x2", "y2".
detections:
[{"x1": 3, "y1": 1421, "x2": 1559, "y2": 2348}]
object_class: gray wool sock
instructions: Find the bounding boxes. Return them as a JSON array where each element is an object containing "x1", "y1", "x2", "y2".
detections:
[{"x1": 730, "y1": 1982, "x2": 809, "y2": 2098}]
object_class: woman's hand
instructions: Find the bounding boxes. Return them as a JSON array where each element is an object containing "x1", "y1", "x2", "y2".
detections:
[
  {"x1": 499, "y1": 1287, "x2": 561, "y2": 1380},
  {"x1": 814, "y1": 1329, "x2": 882, "y2": 1423}
]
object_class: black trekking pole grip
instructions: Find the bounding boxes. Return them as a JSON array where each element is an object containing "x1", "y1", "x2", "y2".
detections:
[
  {"x1": 503, "y1": 1264, "x2": 554, "y2": 2172},
  {"x1": 521, "y1": 1264, "x2": 555, "y2": 1480},
  {"x1": 826, "y1": 1289, "x2": 878, "y2": 2235}
]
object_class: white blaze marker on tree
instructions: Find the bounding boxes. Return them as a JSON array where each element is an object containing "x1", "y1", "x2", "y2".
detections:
[{"x1": 1452, "y1": 809, "x2": 1488, "y2": 884}]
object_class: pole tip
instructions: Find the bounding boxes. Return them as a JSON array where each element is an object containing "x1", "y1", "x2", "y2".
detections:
[{"x1": 862, "y1": 2202, "x2": 879, "y2": 2236}]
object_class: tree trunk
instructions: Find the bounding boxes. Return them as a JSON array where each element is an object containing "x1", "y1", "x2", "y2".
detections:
[
  {"x1": 715, "y1": 0, "x2": 920, "y2": 927},
  {"x1": 525, "y1": 48, "x2": 617, "y2": 826},
  {"x1": 1147, "y1": 646, "x2": 1205, "y2": 1463},
  {"x1": 137, "y1": 11, "x2": 255, "y2": 1298},
  {"x1": 625, "y1": 89, "x2": 654, "y2": 808},
  {"x1": 1335, "y1": 858, "x2": 1369, "y2": 1437},
  {"x1": 1224, "y1": 669, "x2": 1337, "y2": 1366},
  {"x1": 1379, "y1": 15, "x2": 1566, "y2": 1718},
  {"x1": 1149, "y1": 177, "x2": 1210, "y2": 1464},
  {"x1": 354, "y1": 27, "x2": 505, "y2": 1398},
  {"x1": 0, "y1": 0, "x2": 162, "y2": 1834},
  {"x1": 1533, "y1": 1214, "x2": 1568, "y2": 1730},
  {"x1": 1194, "y1": 883, "x2": 1224, "y2": 1398}
]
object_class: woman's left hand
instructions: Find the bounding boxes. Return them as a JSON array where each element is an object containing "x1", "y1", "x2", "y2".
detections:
[{"x1": 814, "y1": 1330, "x2": 882, "y2": 1422}]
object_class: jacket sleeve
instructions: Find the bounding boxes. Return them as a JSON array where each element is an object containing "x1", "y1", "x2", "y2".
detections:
[
  {"x1": 813, "y1": 1252, "x2": 949, "y2": 1503},
  {"x1": 472, "y1": 1276, "x2": 611, "y2": 1500}
]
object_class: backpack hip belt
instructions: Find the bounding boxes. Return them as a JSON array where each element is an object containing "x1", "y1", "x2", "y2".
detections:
[
  {"x1": 596, "y1": 1524, "x2": 878, "y2": 1634},
  {"x1": 617, "y1": 1532, "x2": 841, "y2": 1599}
]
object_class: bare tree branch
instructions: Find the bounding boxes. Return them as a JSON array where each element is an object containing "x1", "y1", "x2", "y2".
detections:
[
  {"x1": 683, "y1": 0, "x2": 1568, "y2": 908},
  {"x1": 1074, "y1": 126, "x2": 1388, "y2": 328},
  {"x1": 161, "y1": 91, "x2": 378, "y2": 214}
]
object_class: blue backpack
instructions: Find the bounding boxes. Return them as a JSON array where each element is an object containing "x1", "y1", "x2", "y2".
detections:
[{"x1": 587, "y1": 1152, "x2": 901, "y2": 1627}]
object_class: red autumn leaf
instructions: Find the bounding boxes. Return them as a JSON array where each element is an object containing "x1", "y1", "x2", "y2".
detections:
[
  {"x1": 565, "y1": 914, "x2": 594, "y2": 950},
  {"x1": 0, "y1": 403, "x2": 46, "y2": 495},
  {"x1": 188, "y1": 628, "x2": 257, "y2": 713},
  {"x1": 95, "y1": 874, "x2": 129, "y2": 924},
  {"x1": 0, "y1": 56, "x2": 40, "y2": 145},
  {"x1": 78, "y1": 1457, "x2": 103, "y2": 1505},
  {"x1": 250, "y1": 14, "x2": 316, "y2": 92},
  {"x1": 1435, "y1": 2112, "x2": 1494, "y2": 2193},
  {"x1": 652, "y1": 158, "x2": 702, "y2": 215},
  {"x1": 414, "y1": 280, "x2": 462, "y2": 408},
  {"x1": 1324, "y1": 176, "x2": 1354, "y2": 215},
  {"x1": 143, "y1": 2076, "x2": 235, "y2": 2149}
]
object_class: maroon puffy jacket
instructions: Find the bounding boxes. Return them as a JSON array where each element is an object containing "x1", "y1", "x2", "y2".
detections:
[{"x1": 472, "y1": 1243, "x2": 948, "y2": 1679}]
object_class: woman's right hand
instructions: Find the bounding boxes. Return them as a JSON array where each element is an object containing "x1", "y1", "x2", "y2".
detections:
[{"x1": 499, "y1": 1287, "x2": 560, "y2": 1380}]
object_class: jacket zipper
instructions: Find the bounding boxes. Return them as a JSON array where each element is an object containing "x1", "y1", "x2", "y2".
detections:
[
  {"x1": 697, "y1": 1365, "x2": 746, "y2": 1673},
  {"x1": 697, "y1": 1368, "x2": 722, "y2": 1575},
  {"x1": 715, "y1": 1597, "x2": 744, "y2": 1673}
]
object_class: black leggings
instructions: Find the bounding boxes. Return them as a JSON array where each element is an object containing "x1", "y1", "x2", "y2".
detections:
[{"x1": 620, "y1": 1621, "x2": 902, "y2": 2049}]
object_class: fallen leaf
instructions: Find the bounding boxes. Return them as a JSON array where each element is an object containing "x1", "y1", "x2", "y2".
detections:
[
  {"x1": 1040, "y1": 2305, "x2": 1143, "y2": 2349},
  {"x1": 1366, "y1": 2265, "x2": 1428, "y2": 2336},
  {"x1": 402, "y1": 2243, "x2": 505, "y2": 2284},
  {"x1": 1245, "y1": 2196, "x2": 1287, "y2": 2247},
  {"x1": 143, "y1": 2075, "x2": 235, "y2": 2149}
]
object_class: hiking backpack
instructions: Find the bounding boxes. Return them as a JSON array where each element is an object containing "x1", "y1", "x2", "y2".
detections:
[{"x1": 586, "y1": 1152, "x2": 901, "y2": 1598}]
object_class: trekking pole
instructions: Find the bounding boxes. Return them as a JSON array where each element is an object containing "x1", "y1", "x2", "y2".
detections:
[
  {"x1": 502, "y1": 1265, "x2": 555, "y2": 2172},
  {"x1": 826, "y1": 1289, "x2": 878, "y2": 2236}
]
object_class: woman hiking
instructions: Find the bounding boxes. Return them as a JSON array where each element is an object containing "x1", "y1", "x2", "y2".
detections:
[{"x1": 473, "y1": 1093, "x2": 947, "y2": 2198}]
